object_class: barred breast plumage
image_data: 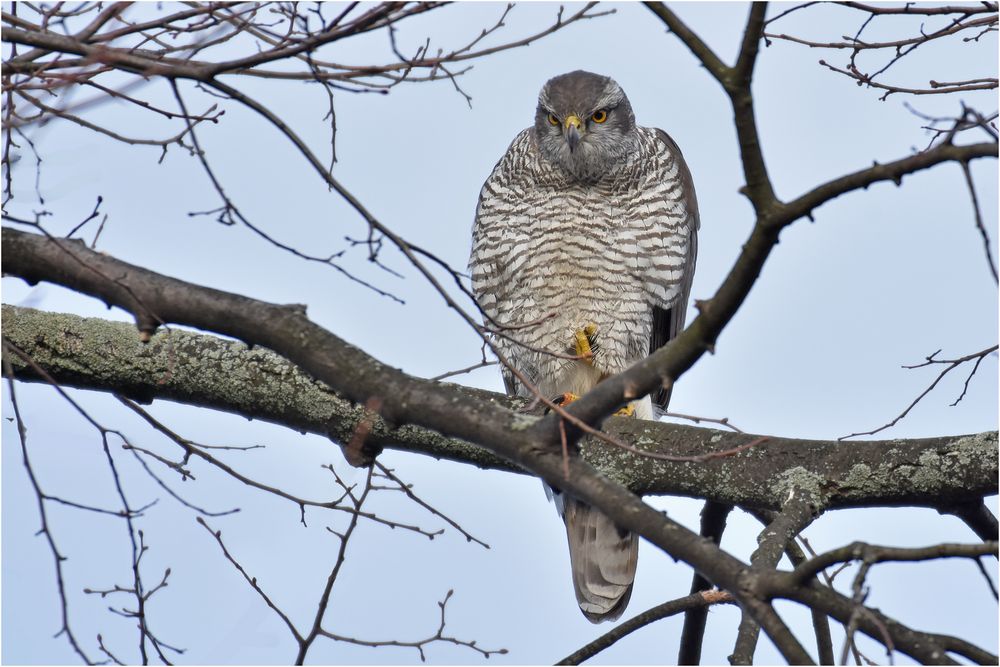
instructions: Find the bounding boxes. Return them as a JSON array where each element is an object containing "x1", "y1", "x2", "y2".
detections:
[{"x1": 469, "y1": 71, "x2": 698, "y2": 622}]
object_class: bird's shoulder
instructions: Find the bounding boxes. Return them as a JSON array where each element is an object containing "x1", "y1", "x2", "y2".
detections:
[
  {"x1": 488, "y1": 128, "x2": 537, "y2": 177},
  {"x1": 647, "y1": 127, "x2": 686, "y2": 159},
  {"x1": 642, "y1": 126, "x2": 700, "y2": 229},
  {"x1": 474, "y1": 129, "x2": 543, "y2": 223}
]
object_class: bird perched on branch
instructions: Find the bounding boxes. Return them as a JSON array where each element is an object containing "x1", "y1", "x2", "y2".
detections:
[{"x1": 469, "y1": 70, "x2": 699, "y2": 622}]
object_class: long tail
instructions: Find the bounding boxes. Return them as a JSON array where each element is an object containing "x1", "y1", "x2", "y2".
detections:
[{"x1": 562, "y1": 495, "x2": 639, "y2": 623}]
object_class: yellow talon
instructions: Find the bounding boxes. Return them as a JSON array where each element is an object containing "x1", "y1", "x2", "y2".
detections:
[
  {"x1": 544, "y1": 392, "x2": 581, "y2": 415},
  {"x1": 574, "y1": 323, "x2": 599, "y2": 364},
  {"x1": 559, "y1": 392, "x2": 581, "y2": 405},
  {"x1": 614, "y1": 404, "x2": 636, "y2": 417}
]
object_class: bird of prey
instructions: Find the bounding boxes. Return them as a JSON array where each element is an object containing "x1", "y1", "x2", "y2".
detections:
[{"x1": 469, "y1": 70, "x2": 699, "y2": 622}]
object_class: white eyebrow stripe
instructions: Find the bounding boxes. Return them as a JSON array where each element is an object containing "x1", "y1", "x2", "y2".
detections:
[{"x1": 592, "y1": 86, "x2": 624, "y2": 112}]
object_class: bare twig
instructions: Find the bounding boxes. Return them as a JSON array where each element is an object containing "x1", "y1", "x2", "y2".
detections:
[
  {"x1": 1, "y1": 353, "x2": 94, "y2": 664},
  {"x1": 197, "y1": 517, "x2": 304, "y2": 643},
  {"x1": 316, "y1": 590, "x2": 508, "y2": 662},
  {"x1": 116, "y1": 396, "x2": 442, "y2": 537},
  {"x1": 841, "y1": 345, "x2": 999, "y2": 440},
  {"x1": 959, "y1": 160, "x2": 999, "y2": 283},
  {"x1": 373, "y1": 463, "x2": 490, "y2": 548}
]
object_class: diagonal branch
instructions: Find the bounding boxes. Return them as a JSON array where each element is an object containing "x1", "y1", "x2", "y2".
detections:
[
  {"x1": 548, "y1": 4, "x2": 998, "y2": 437},
  {"x1": 938, "y1": 501, "x2": 1000, "y2": 544},
  {"x1": 642, "y1": 3, "x2": 728, "y2": 82},
  {"x1": 781, "y1": 141, "x2": 998, "y2": 226},
  {"x1": 644, "y1": 2, "x2": 777, "y2": 212},
  {"x1": 552, "y1": 139, "x2": 996, "y2": 438},
  {"x1": 197, "y1": 517, "x2": 304, "y2": 644},
  {"x1": 960, "y1": 159, "x2": 1000, "y2": 283},
  {"x1": 730, "y1": 490, "x2": 820, "y2": 664},
  {"x1": 841, "y1": 344, "x2": 999, "y2": 440},
  {"x1": 556, "y1": 590, "x2": 735, "y2": 665},
  {"x1": 733, "y1": 3, "x2": 768, "y2": 85}
]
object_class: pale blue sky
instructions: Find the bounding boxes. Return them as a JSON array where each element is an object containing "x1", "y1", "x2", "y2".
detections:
[{"x1": 3, "y1": 2, "x2": 997, "y2": 664}]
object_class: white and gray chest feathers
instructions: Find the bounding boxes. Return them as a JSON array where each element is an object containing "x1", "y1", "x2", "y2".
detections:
[{"x1": 470, "y1": 125, "x2": 697, "y2": 402}]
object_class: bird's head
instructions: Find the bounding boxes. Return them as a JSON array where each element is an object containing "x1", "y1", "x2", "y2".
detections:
[{"x1": 533, "y1": 70, "x2": 637, "y2": 182}]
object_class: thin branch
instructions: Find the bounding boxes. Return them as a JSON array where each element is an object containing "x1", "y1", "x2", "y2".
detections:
[
  {"x1": 315, "y1": 590, "x2": 508, "y2": 662},
  {"x1": 196, "y1": 517, "x2": 303, "y2": 643},
  {"x1": 818, "y1": 59, "x2": 997, "y2": 100},
  {"x1": 960, "y1": 160, "x2": 999, "y2": 283},
  {"x1": 429, "y1": 359, "x2": 497, "y2": 382},
  {"x1": 296, "y1": 467, "x2": 375, "y2": 662},
  {"x1": 2, "y1": 338, "x2": 169, "y2": 662},
  {"x1": 115, "y1": 396, "x2": 442, "y2": 537},
  {"x1": 841, "y1": 3, "x2": 998, "y2": 16},
  {"x1": 790, "y1": 541, "x2": 999, "y2": 585},
  {"x1": 373, "y1": 463, "x2": 490, "y2": 549},
  {"x1": 841, "y1": 345, "x2": 998, "y2": 440},
  {"x1": 1, "y1": 355, "x2": 94, "y2": 665},
  {"x1": 556, "y1": 590, "x2": 735, "y2": 665},
  {"x1": 662, "y1": 411, "x2": 746, "y2": 433}
]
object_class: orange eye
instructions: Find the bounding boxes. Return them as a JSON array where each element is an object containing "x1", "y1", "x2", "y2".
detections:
[
  {"x1": 591, "y1": 109, "x2": 608, "y2": 123},
  {"x1": 547, "y1": 113, "x2": 559, "y2": 126}
]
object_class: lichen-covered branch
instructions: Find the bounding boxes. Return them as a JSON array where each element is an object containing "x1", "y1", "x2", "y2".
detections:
[{"x1": 4, "y1": 304, "x2": 996, "y2": 513}]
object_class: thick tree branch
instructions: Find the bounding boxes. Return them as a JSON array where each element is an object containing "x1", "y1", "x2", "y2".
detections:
[
  {"x1": 642, "y1": 3, "x2": 728, "y2": 82},
  {"x1": 780, "y1": 142, "x2": 998, "y2": 226},
  {"x1": 732, "y1": 4, "x2": 768, "y2": 86},
  {"x1": 939, "y1": 501, "x2": 1000, "y2": 543},
  {"x1": 4, "y1": 4, "x2": 996, "y2": 662},
  {"x1": 3, "y1": 230, "x2": 997, "y2": 664},
  {"x1": 0, "y1": 225, "x2": 796, "y2": 656},
  {"x1": 678, "y1": 501, "x2": 733, "y2": 664},
  {"x1": 3, "y1": 303, "x2": 996, "y2": 511},
  {"x1": 747, "y1": 512, "x2": 836, "y2": 665},
  {"x1": 731, "y1": 492, "x2": 820, "y2": 664},
  {"x1": 780, "y1": 582, "x2": 997, "y2": 665},
  {"x1": 1, "y1": 302, "x2": 520, "y2": 474}
]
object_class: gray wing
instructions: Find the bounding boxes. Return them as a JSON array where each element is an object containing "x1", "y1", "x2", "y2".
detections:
[{"x1": 649, "y1": 128, "x2": 700, "y2": 412}]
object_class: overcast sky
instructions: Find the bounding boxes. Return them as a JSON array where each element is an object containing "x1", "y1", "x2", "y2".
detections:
[{"x1": 2, "y1": 2, "x2": 998, "y2": 665}]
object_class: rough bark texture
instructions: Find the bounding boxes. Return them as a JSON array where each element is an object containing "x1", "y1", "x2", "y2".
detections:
[{"x1": 5, "y1": 304, "x2": 995, "y2": 511}]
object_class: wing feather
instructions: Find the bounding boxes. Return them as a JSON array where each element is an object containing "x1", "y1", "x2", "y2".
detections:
[{"x1": 650, "y1": 129, "x2": 700, "y2": 413}]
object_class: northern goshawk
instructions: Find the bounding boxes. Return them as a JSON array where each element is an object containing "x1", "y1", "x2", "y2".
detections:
[{"x1": 469, "y1": 70, "x2": 699, "y2": 622}]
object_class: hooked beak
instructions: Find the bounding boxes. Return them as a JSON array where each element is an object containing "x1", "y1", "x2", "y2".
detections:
[{"x1": 564, "y1": 114, "x2": 583, "y2": 153}]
